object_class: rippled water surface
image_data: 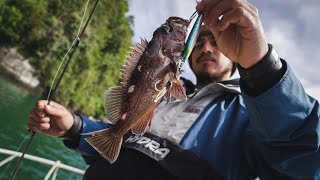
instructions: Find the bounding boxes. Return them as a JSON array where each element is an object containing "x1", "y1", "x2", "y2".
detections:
[{"x1": 0, "y1": 75, "x2": 87, "y2": 180}]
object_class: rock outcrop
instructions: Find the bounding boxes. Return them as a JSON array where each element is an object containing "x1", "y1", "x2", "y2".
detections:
[{"x1": 0, "y1": 48, "x2": 40, "y2": 89}]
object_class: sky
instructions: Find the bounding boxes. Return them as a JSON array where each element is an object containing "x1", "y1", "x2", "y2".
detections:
[{"x1": 127, "y1": 0, "x2": 320, "y2": 100}]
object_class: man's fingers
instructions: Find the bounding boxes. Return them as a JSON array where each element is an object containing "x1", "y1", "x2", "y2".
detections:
[
  {"x1": 197, "y1": 0, "x2": 222, "y2": 19},
  {"x1": 202, "y1": 0, "x2": 257, "y2": 29},
  {"x1": 44, "y1": 104, "x2": 66, "y2": 118},
  {"x1": 203, "y1": 0, "x2": 231, "y2": 28},
  {"x1": 35, "y1": 100, "x2": 64, "y2": 110},
  {"x1": 28, "y1": 118, "x2": 50, "y2": 130},
  {"x1": 27, "y1": 123, "x2": 38, "y2": 132},
  {"x1": 196, "y1": 0, "x2": 206, "y2": 12},
  {"x1": 34, "y1": 100, "x2": 63, "y2": 117},
  {"x1": 35, "y1": 100, "x2": 47, "y2": 117},
  {"x1": 48, "y1": 101, "x2": 65, "y2": 109},
  {"x1": 30, "y1": 110, "x2": 50, "y2": 123},
  {"x1": 38, "y1": 122, "x2": 50, "y2": 130},
  {"x1": 244, "y1": 1, "x2": 259, "y2": 15},
  {"x1": 32, "y1": 100, "x2": 66, "y2": 121},
  {"x1": 217, "y1": 7, "x2": 252, "y2": 31}
]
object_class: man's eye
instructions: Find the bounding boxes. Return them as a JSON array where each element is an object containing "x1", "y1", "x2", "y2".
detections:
[
  {"x1": 209, "y1": 38, "x2": 217, "y2": 46},
  {"x1": 194, "y1": 42, "x2": 202, "y2": 48}
]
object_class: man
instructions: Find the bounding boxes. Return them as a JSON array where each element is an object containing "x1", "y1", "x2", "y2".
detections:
[{"x1": 28, "y1": 0, "x2": 320, "y2": 179}]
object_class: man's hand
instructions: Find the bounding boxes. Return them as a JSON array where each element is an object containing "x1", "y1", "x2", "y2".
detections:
[
  {"x1": 28, "y1": 100, "x2": 74, "y2": 137},
  {"x1": 197, "y1": 0, "x2": 268, "y2": 68}
]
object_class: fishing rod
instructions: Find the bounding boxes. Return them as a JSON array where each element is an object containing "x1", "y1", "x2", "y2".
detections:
[{"x1": 9, "y1": 0, "x2": 100, "y2": 179}]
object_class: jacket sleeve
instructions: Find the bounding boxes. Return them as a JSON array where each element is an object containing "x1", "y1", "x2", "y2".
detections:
[
  {"x1": 63, "y1": 114, "x2": 112, "y2": 164},
  {"x1": 241, "y1": 59, "x2": 320, "y2": 178}
]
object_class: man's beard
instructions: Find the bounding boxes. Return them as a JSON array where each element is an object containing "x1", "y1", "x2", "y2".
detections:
[
  {"x1": 196, "y1": 71, "x2": 220, "y2": 86},
  {"x1": 195, "y1": 66, "x2": 232, "y2": 87}
]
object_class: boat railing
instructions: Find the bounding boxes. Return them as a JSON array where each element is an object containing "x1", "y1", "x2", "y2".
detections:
[{"x1": 0, "y1": 148, "x2": 85, "y2": 180}]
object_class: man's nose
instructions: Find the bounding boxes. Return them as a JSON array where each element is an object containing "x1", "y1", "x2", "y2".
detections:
[{"x1": 202, "y1": 40, "x2": 215, "y2": 54}]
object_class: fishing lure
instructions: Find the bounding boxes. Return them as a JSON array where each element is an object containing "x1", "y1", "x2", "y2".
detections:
[{"x1": 179, "y1": 12, "x2": 204, "y2": 69}]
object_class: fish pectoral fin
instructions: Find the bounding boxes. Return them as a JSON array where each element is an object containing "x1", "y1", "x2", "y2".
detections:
[
  {"x1": 85, "y1": 129, "x2": 123, "y2": 164},
  {"x1": 131, "y1": 105, "x2": 156, "y2": 135},
  {"x1": 105, "y1": 86, "x2": 123, "y2": 123},
  {"x1": 165, "y1": 79, "x2": 187, "y2": 101}
]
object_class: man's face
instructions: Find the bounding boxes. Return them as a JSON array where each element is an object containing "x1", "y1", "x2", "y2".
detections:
[{"x1": 191, "y1": 27, "x2": 233, "y2": 82}]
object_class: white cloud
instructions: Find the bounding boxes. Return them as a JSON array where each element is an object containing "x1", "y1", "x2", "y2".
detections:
[
  {"x1": 298, "y1": 3, "x2": 320, "y2": 36},
  {"x1": 258, "y1": 1, "x2": 320, "y2": 100},
  {"x1": 128, "y1": 0, "x2": 196, "y2": 42},
  {"x1": 306, "y1": 86, "x2": 320, "y2": 101}
]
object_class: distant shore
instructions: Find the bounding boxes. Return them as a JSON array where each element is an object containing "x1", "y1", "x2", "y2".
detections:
[
  {"x1": 0, "y1": 47, "x2": 43, "y2": 97},
  {"x1": 0, "y1": 70, "x2": 43, "y2": 97}
]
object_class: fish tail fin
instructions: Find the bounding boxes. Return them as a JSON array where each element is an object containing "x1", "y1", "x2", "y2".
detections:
[{"x1": 85, "y1": 129, "x2": 123, "y2": 164}]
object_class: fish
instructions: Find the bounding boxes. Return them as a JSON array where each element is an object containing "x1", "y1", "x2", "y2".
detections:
[{"x1": 85, "y1": 16, "x2": 190, "y2": 163}]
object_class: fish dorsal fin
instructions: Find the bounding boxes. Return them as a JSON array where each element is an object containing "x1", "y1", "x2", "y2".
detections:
[
  {"x1": 120, "y1": 38, "x2": 148, "y2": 87},
  {"x1": 105, "y1": 86, "x2": 123, "y2": 123},
  {"x1": 165, "y1": 78, "x2": 187, "y2": 102}
]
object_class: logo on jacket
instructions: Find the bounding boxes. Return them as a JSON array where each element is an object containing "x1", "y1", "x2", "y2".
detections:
[{"x1": 125, "y1": 134, "x2": 170, "y2": 159}]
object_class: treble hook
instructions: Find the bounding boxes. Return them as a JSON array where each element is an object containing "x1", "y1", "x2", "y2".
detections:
[
  {"x1": 190, "y1": 0, "x2": 204, "y2": 22},
  {"x1": 189, "y1": 11, "x2": 198, "y2": 22}
]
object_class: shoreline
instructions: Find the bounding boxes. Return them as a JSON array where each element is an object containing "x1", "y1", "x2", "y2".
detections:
[
  {"x1": 0, "y1": 68, "x2": 43, "y2": 98},
  {"x1": 0, "y1": 47, "x2": 43, "y2": 97}
]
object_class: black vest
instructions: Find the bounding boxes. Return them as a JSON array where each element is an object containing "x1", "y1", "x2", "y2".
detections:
[{"x1": 83, "y1": 132, "x2": 224, "y2": 180}]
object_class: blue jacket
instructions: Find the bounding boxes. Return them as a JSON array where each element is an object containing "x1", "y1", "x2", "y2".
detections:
[{"x1": 67, "y1": 60, "x2": 320, "y2": 179}]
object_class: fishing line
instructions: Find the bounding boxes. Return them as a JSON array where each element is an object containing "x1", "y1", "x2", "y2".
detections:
[
  {"x1": 9, "y1": 0, "x2": 101, "y2": 179},
  {"x1": 189, "y1": 11, "x2": 198, "y2": 22},
  {"x1": 0, "y1": 133, "x2": 29, "y2": 179},
  {"x1": 15, "y1": 134, "x2": 31, "y2": 155},
  {"x1": 46, "y1": 0, "x2": 91, "y2": 101},
  {"x1": 46, "y1": 39, "x2": 77, "y2": 101}
]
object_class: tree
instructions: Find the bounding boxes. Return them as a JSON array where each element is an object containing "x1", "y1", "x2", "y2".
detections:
[{"x1": 0, "y1": 0, "x2": 133, "y2": 120}]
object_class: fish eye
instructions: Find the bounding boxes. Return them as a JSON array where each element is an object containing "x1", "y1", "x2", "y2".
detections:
[{"x1": 162, "y1": 24, "x2": 173, "y2": 33}]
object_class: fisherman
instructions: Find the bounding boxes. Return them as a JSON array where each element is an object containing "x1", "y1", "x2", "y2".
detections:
[{"x1": 28, "y1": 0, "x2": 320, "y2": 179}]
